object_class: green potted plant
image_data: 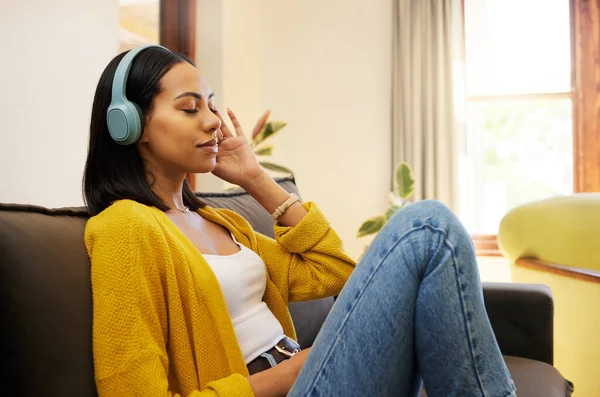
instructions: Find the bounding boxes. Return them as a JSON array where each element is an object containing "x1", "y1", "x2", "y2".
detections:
[
  {"x1": 250, "y1": 110, "x2": 294, "y2": 175},
  {"x1": 357, "y1": 162, "x2": 415, "y2": 239}
]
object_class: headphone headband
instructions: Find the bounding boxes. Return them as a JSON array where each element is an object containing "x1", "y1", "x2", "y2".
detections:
[{"x1": 111, "y1": 44, "x2": 166, "y2": 104}]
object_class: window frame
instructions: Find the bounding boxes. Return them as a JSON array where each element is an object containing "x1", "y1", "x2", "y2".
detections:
[{"x1": 571, "y1": 0, "x2": 600, "y2": 194}]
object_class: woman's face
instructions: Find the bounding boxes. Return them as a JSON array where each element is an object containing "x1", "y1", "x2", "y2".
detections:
[{"x1": 138, "y1": 61, "x2": 221, "y2": 177}]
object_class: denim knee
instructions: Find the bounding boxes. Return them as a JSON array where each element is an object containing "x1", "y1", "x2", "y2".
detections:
[
  {"x1": 389, "y1": 200, "x2": 455, "y2": 228},
  {"x1": 408, "y1": 200, "x2": 453, "y2": 217},
  {"x1": 381, "y1": 200, "x2": 468, "y2": 246}
]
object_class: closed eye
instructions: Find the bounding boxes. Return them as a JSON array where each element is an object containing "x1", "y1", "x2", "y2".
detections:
[{"x1": 183, "y1": 109, "x2": 198, "y2": 114}]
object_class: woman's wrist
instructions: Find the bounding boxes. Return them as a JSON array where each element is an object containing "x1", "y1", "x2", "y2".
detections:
[
  {"x1": 240, "y1": 169, "x2": 308, "y2": 227},
  {"x1": 240, "y1": 171, "x2": 290, "y2": 214},
  {"x1": 240, "y1": 170, "x2": 272, "y2": 196}
]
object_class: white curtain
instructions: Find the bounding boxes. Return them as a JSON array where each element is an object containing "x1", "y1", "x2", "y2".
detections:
[{"x1": 392, "y1": 0, "x2": 465, "y2": 211}]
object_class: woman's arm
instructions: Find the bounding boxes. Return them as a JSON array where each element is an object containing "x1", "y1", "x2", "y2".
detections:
[
  {"x1": 242, "y1": 171, "x2": 307, "y2": 227},
  {"x1": 237, "y1": 172, "x2": 357, "y2": 303},
  {"x1": 212, "y1": 108, "x2": 356, "y2": 302},
  {"x1": 247, "y1": 349, "x2": 311, "y2": 397},
  {"x1": 247, "y1": 365, "x2": 292, "y2": 397}
]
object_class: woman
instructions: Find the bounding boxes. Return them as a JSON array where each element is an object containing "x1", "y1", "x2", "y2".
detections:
[{"x1": 84, "y1": 45, "x2": 515, "y2": 397}]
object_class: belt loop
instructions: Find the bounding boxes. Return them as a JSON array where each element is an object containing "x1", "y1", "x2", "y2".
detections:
[{"x1": 259, "y1": 352, "x2": 278, "y2": 368}]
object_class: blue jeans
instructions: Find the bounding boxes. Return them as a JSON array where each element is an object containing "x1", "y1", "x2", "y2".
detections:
[{"x1": 288, "y1": 201, "x2": 516, "y2": 397}]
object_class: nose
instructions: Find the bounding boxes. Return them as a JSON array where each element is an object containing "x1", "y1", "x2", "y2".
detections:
[{"x1": 202, "y1": 109, "x2": 221, "y2": 136}]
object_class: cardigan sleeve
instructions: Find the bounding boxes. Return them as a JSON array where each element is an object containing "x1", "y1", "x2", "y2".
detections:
[
  {"x1": 94, "y1": 352, "x2": 254, "y2": 397},
  {"x1": 85, "y1": 203, "x2": 255, "y2": 397},
  {"x1": 254, "y1": 202, "x2": 357, "y2": 302}
]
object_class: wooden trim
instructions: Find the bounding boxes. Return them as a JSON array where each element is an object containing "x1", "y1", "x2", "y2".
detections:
[
  {"x1": 572, "y1": 0, "x2": 600, "y2": 193},
  {"x1": 467, "y1": 92, "x2": 573, "y2": 103},
  {"x1": 472, "y1": 235, "x2": 501, "y2": 257},
  {"x1": 516, "y1": 258, "x2": 600, "y2": 284},
  {"x1": 160, "y1": 0, "x2": 197, "y2": 190},
  {"x1": 160, "y1": 0, "x2": 196, "y2": 59}
]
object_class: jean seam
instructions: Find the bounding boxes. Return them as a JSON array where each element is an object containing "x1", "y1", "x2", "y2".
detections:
[
  {"x1": 301, "y1": 223, "x2": 433, "y2": 395},
  {"x1": 431, "y1": 228, "x2": 488, "y2": 397},
  {"x1": 426, "y1": 225, "x2": 515, "y2": 397}
]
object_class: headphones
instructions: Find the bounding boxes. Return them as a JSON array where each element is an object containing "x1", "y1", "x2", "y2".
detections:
[{"x1": 107, "y1": 44, "x2": 168, "y2": 145}]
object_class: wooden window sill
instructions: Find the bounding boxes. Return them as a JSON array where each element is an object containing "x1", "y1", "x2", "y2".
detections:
[
  {"x1": 472, "y1": 235, "x2": 501, "y2": 257},
  {"x1": 516, "y1": 257, "x2": 600, "y2": 284}
]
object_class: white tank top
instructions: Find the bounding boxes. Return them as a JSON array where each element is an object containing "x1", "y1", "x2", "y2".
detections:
[{"x1": 202, "y1": 234, "x2": 285, "y2": 363}]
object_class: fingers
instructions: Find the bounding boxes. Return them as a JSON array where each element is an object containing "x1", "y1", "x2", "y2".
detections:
[
  {"x1": 215, "y1": 107, "x2": 246, "y2": 138},
  {"x1": 215, "y1": 110, "x2": 235, "y2": 137},
  {"x1": 226, "y1": 108, "x2": 245, "y2": 137}
]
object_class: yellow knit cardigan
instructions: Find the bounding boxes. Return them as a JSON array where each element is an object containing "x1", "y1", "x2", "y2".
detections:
[{"x1": 85, "y1": 199, "x2": 356, "y2": 396}]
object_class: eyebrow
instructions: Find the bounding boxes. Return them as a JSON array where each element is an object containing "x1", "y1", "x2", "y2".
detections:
[{"x1": 173, "y1": 92, "x2": 215, "y2": 101}]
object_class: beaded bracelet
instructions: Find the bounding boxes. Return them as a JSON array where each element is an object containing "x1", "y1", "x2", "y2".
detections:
[{"x1": 272, "y1": 193, "x2": 300, "y2": 221}]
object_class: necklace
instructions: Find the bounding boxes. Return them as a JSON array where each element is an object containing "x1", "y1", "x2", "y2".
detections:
[{"x1": 172, "y1": 206, "x2": 190, "y2": 214}]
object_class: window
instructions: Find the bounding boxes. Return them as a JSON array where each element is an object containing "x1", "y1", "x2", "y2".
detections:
[{"x1": 461, "y1": 0, "x2": 573, "y2": 234}]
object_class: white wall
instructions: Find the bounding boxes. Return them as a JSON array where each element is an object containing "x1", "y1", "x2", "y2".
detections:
[
  {"x1": 198, "y1": 0, "x2": 393, "y2": 257},
  {"x1": 0, "y1": 0, "x2": 392, "y2": 257},
  {"x1": 0, "y1": 0, "x2": 119, "y2": 207}
]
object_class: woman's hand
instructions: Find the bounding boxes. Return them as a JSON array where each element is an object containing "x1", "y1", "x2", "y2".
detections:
[
  {"x1": 212, "y1": 108, "x2": 266, "y2": 188},
  {"x1": 248, "y1": 348, "x2": 312, "y2": 397}
]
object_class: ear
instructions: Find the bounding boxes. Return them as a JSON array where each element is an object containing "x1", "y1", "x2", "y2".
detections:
[{"x1": 139, "y1": 131, "x2": 149, "y2": 144}]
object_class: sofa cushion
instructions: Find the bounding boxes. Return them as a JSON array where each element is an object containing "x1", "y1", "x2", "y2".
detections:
[
  {"x1": 0, "y1": 204, "x2": 95, "y2": 396},
  {"x1": 504, "y1": 356, "x2": 573, "y2": 397},
  {"x1": 419, "y1": 356, "x2": 573, "y2": 397}
]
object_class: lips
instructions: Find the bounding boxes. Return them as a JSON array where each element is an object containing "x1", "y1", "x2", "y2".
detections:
[
  {"x1": 197, "y1": 138, "x2": 218, "y2": 154},
  {"x1": 198, "y1": 138, "x2": 217, "y2": 147}
]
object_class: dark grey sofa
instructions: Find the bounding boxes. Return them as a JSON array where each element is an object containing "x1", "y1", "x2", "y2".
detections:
[{"x1": 0, "y1": 177, "x2": 573, "y2": 396}]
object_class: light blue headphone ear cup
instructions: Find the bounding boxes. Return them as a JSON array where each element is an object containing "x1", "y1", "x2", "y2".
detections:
[
  {"x1": 106, "y1": 101, "x2": 143, "y2": 145},
  {"x1": 106, "y1": 44, "x2": 166, "y2": 145}
]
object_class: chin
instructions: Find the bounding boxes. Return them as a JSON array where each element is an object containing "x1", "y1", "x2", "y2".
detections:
[{"x1": 188, "y1": 158, "x2": 217, "y2": 174}]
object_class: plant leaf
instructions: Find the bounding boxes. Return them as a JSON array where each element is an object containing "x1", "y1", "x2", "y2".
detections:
[
  {"x1": 252, "y1": 121, "x2": 287, "y2": 146},
  {"x1": 259, "y1": 161, "x2": 294, "y2": 175},
  {"x1": 385, "y1": 203, "x2": 403, "y2": 220},
  {"x1": 254, "y1": 144, "x2": 274, "y2": 156},
  {"x1": 252, "y1": 110, "x2": 271, "y2": 139},
  {"x1": 356, "y1": 215, "x2": 386, "y2": 238},
  {"x1": 395, "y1": 162, "x2": 415, "y2": 200}
]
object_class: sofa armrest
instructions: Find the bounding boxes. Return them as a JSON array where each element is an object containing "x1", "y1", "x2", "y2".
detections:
[{"x1": 482, "y1": 282, "x2": 553, "y2": 365}]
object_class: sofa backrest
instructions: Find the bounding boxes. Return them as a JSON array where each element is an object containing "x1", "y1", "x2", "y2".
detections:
[{"x1": 0, "y1": 177, "x2": 333, "y2": 396}]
